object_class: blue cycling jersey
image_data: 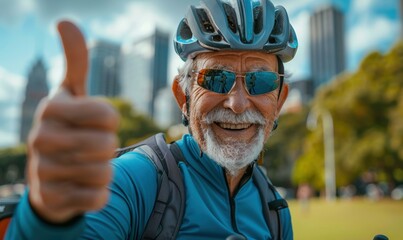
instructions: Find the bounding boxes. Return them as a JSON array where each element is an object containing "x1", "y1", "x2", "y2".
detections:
[{"x1": 6, "y1": 134, "x2": 293, "y2": 240}]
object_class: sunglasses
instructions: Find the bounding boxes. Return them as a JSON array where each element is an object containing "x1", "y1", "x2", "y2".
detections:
[{"x1": 193, "y1": 69, "x2": 282, "y2": 96}]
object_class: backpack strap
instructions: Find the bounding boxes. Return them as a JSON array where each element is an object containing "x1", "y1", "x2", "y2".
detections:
[
  {"x1": 168, "y1": 142, "x2": 187, "y2": 165},
  {"x1": 253, "y1": 166, "x2": 288, "y2": 240},
  {"x1": 116, "y1": 133, "x2": 185, "y2": 240}
]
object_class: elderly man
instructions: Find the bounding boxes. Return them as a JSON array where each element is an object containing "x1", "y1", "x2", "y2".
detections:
[{"x1": 5, "y1": 0, "x2": 297, "y2": 239}]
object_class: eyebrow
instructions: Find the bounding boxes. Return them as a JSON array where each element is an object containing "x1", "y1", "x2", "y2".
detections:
[
  {"x1": 205, "y1": 64, "x2": 275, "y2": 72},
  {"x1": 248, "y1": 64, "x2": 273, "y2": 72},
  {"x1": 208, "y1": 63, "x2": 234, "y2": 71}
]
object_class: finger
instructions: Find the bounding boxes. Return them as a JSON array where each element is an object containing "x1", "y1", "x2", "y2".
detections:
[
  {"x1": 38, "y1": 97, "x2": 119, "y2": 131},
  {"x1": 57, "y1": 20, "x2": 88, "y2": 96},
  {"x1": 41, "y1": 183, "x2": 110, "y2": 212},
  {"x1": 31, "y1": 126, "x2": 118, "y2": 158},
  {"x1": 38, "y1": 160, "x2": 112, "y2": 187}
]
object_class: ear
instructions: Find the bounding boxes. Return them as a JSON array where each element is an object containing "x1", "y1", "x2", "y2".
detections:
[
  {"x1": 172, "y1": 75, "x2": 187, "y2": 113},
  {"x1": 275, "y1": 83, "x2": 289, "y2": 117}
]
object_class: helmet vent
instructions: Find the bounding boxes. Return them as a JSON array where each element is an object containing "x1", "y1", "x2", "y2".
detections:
[
  {"x1": 253, "y1": 6, "x2": 263, "y2": 34},
  {"x1": 197, "y1": 9, "x2": 215, "y2": 33},
  {"x1": 272, "y1": 15, "x2": 283, "y2": 35},
  {"x1": 211, "y1": 35, "x2": 223, "y2": 42},
  {"x1": 179, "y1": 21, "x2": 193, "y2": 40},
  {"x1": 223, "y1": 3, "x2": 238, "y2": 33}
]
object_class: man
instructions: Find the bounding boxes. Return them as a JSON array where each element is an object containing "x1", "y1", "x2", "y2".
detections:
[{"x1": 6, "y1": 0, "x2": 297, "y2": 239}]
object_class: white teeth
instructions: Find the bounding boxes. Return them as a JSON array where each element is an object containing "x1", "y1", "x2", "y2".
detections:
[{"x1": 218, "y1": 123, "x2": 251, "y2": 130}]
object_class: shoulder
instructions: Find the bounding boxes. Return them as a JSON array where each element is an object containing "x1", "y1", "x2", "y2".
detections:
[
  {"x1": 110, "y1": 150, "x2": 159, "y2": 202},
  {"x1": 279, "y1": 203, "x2": 293, "y2": 240},
  {"x1": 113, "y1": 150, "x2": 157, "y2": 174}
]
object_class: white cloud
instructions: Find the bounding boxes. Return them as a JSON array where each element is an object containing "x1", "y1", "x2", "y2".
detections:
[
  {"x1": 89, "y1": 2, "x2": 175, "y2": 44},
  {"x1": 351, "y1": 0, "x2": 397, "y2": 13},
  {"x1": 0, "y1": 0, "x2": 35, "y2": 25},
  {"x1": 0, "y1": 129, "x2": 19, "y2": 148},
  {"x1": 0, "y1": 67, "x2": 25, "y2": 101},
  {"x1": 348, "y1": 16, "x2": 399, "y2": 55},
  {"x1": 284, "y1": 10, "x2": 311, "y2": 80},
  {"x1": 0, "y1": 67, "x2": 25, "y2": 147},
  {"x1": 351, "y1": 0, "x2": 375, "y2": 12},
  {"x1": 47, "y1": 54, "x2": 64, "y2": 95},
  {"x1": 348, "y1": 0, "x2": 400, "y2": 55}
]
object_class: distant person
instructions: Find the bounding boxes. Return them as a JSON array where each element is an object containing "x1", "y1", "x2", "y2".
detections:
[
  {"x1": 297, "y1": 183, "x2": 313, "y2": 213},
  {"x1": 6, "y1": 0, "x2": 298, "y2": 239}
]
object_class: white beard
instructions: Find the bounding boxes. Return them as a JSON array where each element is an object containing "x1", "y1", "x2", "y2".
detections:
[{"x1": 202, "y1": 109, "x2": 266, "y2": 176}]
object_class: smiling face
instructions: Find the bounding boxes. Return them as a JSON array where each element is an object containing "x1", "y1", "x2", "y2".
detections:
[{"x1": 172, "y1": 50, "x2": 289, "y2": 175}]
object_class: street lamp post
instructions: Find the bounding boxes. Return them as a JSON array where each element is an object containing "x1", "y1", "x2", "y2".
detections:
[{"x1": 307, "y1": 108, "x2": 336, "y2": 201}]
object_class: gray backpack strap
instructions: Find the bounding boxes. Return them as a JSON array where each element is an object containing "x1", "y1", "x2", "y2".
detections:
[
  {"x1": 151, "y1": 133, "x2": 185, "y2": 239},
  {"x1": 121, "y1": 133, "x2": 185, "y2": 240},
  {"x1": 253, "y1": 166, "x2": 288, "y2": 240}
]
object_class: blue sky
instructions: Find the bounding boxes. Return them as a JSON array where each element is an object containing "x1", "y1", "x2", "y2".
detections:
[{"x1": 0, "y1": 0, "x2": 401, "y2": 147}]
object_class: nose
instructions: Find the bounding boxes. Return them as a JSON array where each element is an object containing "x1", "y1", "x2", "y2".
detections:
[{"x1": 223, "y1": 78, "x2": 252, "y2": 114}]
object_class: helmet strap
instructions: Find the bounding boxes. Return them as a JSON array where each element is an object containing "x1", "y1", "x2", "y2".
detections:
[
  {"x1": 272, "y1": 119, "x2": 279, "y2": 131},
  {"x1": 184, "y1": 89, "x2": 193, "y2": 135},
  {"x1": 277, "y1": 56, "x2": 284, "y2": 98},
  {"x1": 181, "y1": 113, "x2": 189, "y2": 127}
]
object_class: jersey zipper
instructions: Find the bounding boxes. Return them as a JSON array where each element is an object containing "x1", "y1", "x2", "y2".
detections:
[{"x1": 223, "y1": 166, "x2": 253, "y2": 237}]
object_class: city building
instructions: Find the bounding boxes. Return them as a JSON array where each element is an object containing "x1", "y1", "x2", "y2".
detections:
[
  {"x1": 88, "y1": 41, "x2": 121, "y2": 97},
  {"x1": 120, "y1": 29, "x2": 170, "y2": 120},
  {"x1": 310, "y1": 5, "x2": 345, "y2": 90},
  {"x1": 282, "y1": 78, "x2": 314, "y2": 114},
  {"x1": 19, "y1": 58, "x2": 49, "y2": 143},
  {"x1": 154, "y1": 87, "x2": 181, "y2": 129}
]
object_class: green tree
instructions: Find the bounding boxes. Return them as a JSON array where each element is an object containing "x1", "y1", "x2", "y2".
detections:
[
  {"x1": 0, "y1": 98, "x2": 164, "y2": 185},
  {"x1": 293, "y1": 41, "x2": 403, "y2": 190},
  {"x1": 263, "y1": 106, "x2": 310, "y2": 187},
  {"x1": 106, "y1": 98, "x2": 163, "y2": 147},
  {"x1": 0, "y1": 145, "x2": 27, "y2": 185}
]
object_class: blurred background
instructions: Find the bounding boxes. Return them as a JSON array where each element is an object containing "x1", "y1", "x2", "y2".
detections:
[{"x1": 0, "y1": 0, "x2": 402, "y2": 239}]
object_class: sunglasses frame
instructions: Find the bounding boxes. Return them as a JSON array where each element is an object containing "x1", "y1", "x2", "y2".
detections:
[{"x1": 192, "y1": 68, "x2": 284, "y2": 96}]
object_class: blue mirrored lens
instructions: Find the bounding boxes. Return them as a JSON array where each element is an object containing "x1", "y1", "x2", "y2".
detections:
[
  {"x1": 198, "y1": 69, "x2": 235, "y2": 94},
  {"x1": 245, "y1": 71, "x2": 279, "y2": 95}
]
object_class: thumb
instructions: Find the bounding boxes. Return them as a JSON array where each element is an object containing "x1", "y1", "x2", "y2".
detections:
[{"x1": 57, "y1": 20, "x2": 88, "y2": 96}]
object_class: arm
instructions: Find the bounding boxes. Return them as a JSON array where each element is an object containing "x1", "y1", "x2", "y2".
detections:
[
  {"x1": 5, "y1": 20, "x2": 121, "y2": 239},
  {"x1": 6, "y1": 152, "x2": 158, "y2": 240},
  {"x1": 280, "y1": 204, "x2": 294, "y2": 240},
  {"x1": 82, "y1": 153, "x2": 158, "y2": 239}
]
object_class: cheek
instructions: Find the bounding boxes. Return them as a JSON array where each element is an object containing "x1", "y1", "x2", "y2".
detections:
[
  {"x1": 188, "y1": 88, "x2": 223, "y2": 146},
  {"x1": 190, "y1": 87, "x2": 222, "y2": 118},
  {"x1": 256, "y1": 93, "x2": 278, "y2": 118},
  {"x1": 254, "y1": 94, "x2": 278, "y2": 137}
]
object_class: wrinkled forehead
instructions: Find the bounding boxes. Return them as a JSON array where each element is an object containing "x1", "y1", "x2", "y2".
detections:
[{"x1": 193, "y1": 50, "x2": 279, "y2": 72}]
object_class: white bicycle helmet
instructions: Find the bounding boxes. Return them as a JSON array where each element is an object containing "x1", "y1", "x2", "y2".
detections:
[{"x1": 174, "y1": 0, "x2": 298, "y2": 62}]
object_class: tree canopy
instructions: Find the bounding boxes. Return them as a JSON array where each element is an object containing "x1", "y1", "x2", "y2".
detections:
[
  {"x1": 292, "y1": 41, "x2": 403, "y2": 190},
  {"x1": 106, "y1": 98, "x2": 163, "y2": 147}
]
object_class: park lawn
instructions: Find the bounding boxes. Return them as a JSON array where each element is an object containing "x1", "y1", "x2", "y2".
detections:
[{"x1": 288, "y1": 198, "x2": 403, "y2": 240}]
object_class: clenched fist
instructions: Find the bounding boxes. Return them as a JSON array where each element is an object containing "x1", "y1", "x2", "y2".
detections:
[{"x1": 27, "y1": 21, "x2": 119, "y2": 224}]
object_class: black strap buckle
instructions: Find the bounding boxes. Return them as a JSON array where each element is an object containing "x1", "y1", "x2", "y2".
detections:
[{"x1": 268, "y1": 199, "x2": 288, "y2": 211}]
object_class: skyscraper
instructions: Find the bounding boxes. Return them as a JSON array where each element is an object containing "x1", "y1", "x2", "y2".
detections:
[
  {"x1": 310, "y1": 5, "x2": 345, "y2": 89},
  {"x1": 154, "y1": 87, "x2": 181, "y2": 128},
  {"x1": 150, "y1": 30, "x2": 170, "y2": 117},
  {"x1": 120, "y1": 29, "x2": 170, "y2": 119},
  {"x1": 88, "y1": 41, "x2": 121, "y2": 97},
  {"x1": 19, "y1": 58, "x2": 49, "y2": 143}
]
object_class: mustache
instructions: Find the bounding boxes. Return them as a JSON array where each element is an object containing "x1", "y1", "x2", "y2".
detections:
[{"x1": 203, "y1": 108, "x2": 266, "y2": 125}]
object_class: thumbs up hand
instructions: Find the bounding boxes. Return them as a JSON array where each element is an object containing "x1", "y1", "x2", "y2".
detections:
[
  {"x1": 58, "y1": 21, "x2": 88, "y2": 96},
  {"x1": 27, "y1": 21, "x2": 119, "y2": 223}
]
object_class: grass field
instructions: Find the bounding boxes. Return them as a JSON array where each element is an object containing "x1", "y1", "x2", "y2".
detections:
[{"x1": 288, "y1": 198, "x2": 403, "y2": 240}]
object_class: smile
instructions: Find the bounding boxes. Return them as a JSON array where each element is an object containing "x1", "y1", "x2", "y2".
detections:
[{"x1": 216, "y1": 122, "x2": 252, "y2": 130}]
